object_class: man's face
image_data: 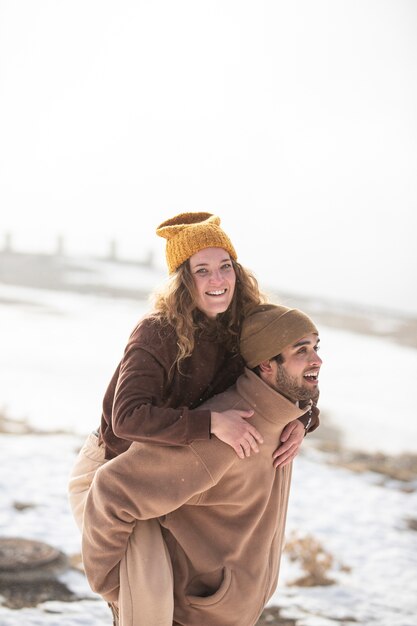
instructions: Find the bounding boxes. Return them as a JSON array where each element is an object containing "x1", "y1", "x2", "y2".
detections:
[{"x1": 271, "y1": 333, "x2": 322, "y2": 403}]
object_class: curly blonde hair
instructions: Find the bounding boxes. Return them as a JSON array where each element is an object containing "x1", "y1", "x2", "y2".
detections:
[{"x1": 150, "y1": 260, "x2": 268, "y2": 370}]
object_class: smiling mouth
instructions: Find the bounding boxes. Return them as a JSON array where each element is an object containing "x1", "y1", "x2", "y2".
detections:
[
  {"x1": 303, "y1": 371, "x2": 319, "y2": 384},
  {"x1": 205, "y1": 289, "x2": 227, "y2": 297}
]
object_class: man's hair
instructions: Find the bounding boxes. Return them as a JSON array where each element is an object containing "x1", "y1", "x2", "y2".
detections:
[{"x1": 253, "y1": 353, "x2": 284, "y2": 376}]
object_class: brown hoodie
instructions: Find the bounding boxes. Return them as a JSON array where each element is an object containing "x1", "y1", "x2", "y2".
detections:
[{"x1": 82, "y1": 368, "x2": 310, "y2": 626}]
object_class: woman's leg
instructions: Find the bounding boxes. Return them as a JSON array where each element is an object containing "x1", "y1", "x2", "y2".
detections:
[
  {"x1": 68, "y1": 432, "x2": 106, "y2": 531},
  {"x1": 68, "y1": 433, "x2": 174, "y2": 626}
]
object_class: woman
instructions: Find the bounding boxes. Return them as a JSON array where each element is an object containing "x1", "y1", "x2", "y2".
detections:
[
  {"x1": 69, "y1": 212, "x2": 316, "y2": 625},
  {"x1": 97, "y1": 212, "x2": 267, "y2": 463}
]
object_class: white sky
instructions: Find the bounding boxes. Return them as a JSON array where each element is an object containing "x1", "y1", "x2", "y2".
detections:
[{"x1": 1, "y1": 0, "x2": 416, "y2": 313}]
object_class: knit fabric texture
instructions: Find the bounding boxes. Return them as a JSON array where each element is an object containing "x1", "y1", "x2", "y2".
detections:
[
  {"x1": 240, "y1": 304, "x2": 318, "y2": 368},
  {"x1": 156, "y1": 212, "x2": 237, "y2": 274}
]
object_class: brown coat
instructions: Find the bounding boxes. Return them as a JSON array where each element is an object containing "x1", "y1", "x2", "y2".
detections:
[
  {"x1": 99, "y1": 315, "x2": 245, "y2": 458},
  {"x1": 83, "y1": 368, "x2": 308, "y2": 626}
]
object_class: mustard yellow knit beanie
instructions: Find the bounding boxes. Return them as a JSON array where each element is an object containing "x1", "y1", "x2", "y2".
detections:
[
  {"x1": 240, "y1": 304, "x2": 318, "y2": 368},
  {"x1": 156, "y1": 212, "x2": 237, "y2": 274}
]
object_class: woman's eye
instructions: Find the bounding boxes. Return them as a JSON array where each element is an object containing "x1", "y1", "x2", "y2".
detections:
[
  {"x1": 314, "y1": 345, "x2": 320, "y2": 352},
  {"x1": 221, "y1": 263, "x2": 232, "y2": 270}
]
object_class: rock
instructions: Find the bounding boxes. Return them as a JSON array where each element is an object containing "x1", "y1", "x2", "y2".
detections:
[{"x1": 0, "y1": 538, "x2": 68, "y2": 583}]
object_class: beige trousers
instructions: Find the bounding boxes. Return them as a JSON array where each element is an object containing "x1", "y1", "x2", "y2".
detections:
[{"x1": 68, "y1": 433, "x2": 174, "y2": 626}]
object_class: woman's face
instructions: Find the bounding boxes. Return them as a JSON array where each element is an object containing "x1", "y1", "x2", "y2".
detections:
[{"x1": 189, "y1": 247, "x2": 236, "y2": 318}]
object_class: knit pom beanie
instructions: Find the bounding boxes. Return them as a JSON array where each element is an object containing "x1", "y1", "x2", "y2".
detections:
[
  {"x1": 156, "y1": 212, "x2": 237, "y2": 274},
  {"x1": 240, "y1": 304, "x2": 318, "y2": 368}
]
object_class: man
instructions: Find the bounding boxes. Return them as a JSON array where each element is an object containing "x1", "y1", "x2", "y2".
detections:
[{"x1": 82, "y1": 304, "x2": 322, "y2": 626}]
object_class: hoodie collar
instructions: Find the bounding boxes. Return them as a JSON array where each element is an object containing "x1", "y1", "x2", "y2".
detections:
[{"x1": 236, "y1": 367, "x2": 310, "y2": 426}]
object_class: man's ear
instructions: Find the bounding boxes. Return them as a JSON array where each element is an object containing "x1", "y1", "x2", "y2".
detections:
[{"x1": 257, "y1": 359, "x2": 274, "y2": 374}]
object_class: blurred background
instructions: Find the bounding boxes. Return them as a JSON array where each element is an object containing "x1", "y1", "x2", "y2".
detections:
[
  {"x1": 1, "y1": 0, "x2": 416, "y2": 310},
  {"x1": 0, "y1": 2, "x2": 417, "y2": 624},
  {"x1": 1, "y1": 0, "x2": 416, "y2": 447}
]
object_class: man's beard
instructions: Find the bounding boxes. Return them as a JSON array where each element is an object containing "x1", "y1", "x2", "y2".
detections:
[{"x1": 274, "y1": 363, "x2": 320, "y2": 403}]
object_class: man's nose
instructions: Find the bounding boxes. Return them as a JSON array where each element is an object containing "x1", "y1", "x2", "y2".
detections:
[{"x1": 310, "y1": 352, "x2": 323, "y2": 366}]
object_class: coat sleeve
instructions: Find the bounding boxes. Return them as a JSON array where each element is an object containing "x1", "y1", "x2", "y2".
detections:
[
  {"x1": 102, "y1": 318, "x2": 211, "y2": 450},
  {"x1": 81, "y1": 442, "x2": 227, "y2": 602},
  {"x1": 109, "y1": 339, "x2": 210, "y2": 446}
]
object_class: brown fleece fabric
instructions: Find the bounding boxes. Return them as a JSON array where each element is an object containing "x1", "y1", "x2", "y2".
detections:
[{"x1": 82, "y1": 369, "x2": 309, "y2": 626}]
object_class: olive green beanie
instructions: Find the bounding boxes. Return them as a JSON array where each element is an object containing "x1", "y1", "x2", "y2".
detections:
[
  {"x1": 240, "y1": 304, "x2": 318, "y2": 368},
  {"x1": 156, "y1": 212, "x2": 237, "y2": 274}
]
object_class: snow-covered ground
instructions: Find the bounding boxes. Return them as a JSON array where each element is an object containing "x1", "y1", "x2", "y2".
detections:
[
  {"x1": 0, "y1": 433, "x2": 416, "y2": 625},
  {"x1": 0, "y1": 277, "x2": 416, "y2": 625}
]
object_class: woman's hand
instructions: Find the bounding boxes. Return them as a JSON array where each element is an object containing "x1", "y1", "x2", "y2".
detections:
[
  {"x1": 272, "y1": 419, "x2": 305, "y2": 469},
  {"x1": 210, "y1": 410, "x2": 264, "y2": 459}
]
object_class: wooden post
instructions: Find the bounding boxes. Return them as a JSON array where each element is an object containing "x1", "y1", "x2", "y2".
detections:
[
  {"x1": 3, "y1": 232, "x2": 12, "y2": 252},
  {"x1": 56, "y1": 235, "x2": 65, "y2": 256},
  {"x1": 108, "y1": 239, "x2": 117, "y2": 261}
]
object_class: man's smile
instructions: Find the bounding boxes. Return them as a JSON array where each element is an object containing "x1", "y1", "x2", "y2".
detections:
[{"x1": 303, "y1": 369, "x2": 320, "y2": 384}]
